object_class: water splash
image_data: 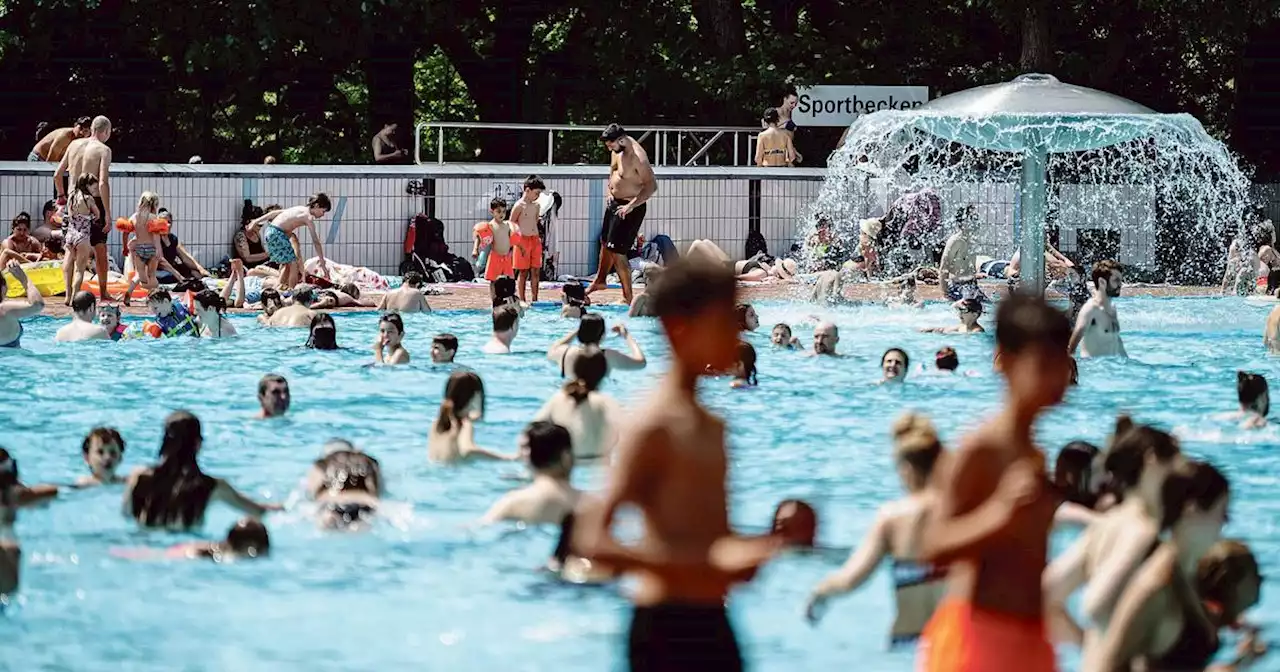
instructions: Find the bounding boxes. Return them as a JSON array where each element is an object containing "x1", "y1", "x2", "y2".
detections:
[{"x1": 802, "y1": 75, "x2": 1252, "y2": 286}]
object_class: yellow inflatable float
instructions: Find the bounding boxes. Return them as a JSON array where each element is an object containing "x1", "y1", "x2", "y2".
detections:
[{"x1": 3, "y1": 261, "x2": 66, "y2": 299}]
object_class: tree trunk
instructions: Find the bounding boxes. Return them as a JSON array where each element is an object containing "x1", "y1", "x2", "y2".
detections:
[
  {"x1": 691, "y1": 0, "x2": 747, "y2": 56},
  {"x1": 1019, "y1": 0, "x2": 1054, "y2": 73}
]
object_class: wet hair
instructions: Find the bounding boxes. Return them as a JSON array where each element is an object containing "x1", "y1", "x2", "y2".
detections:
[
  {"x1": 935, "y1": 347, "x2": 959, "y2": 371},
  {"x1": 577, "y1": 313, "x2": 606, "y2": 344},
  {"x1": 1197, "y1": 540, "x2": 1260, "y2": 616},
  {"x1": 1104, "y1": 422, "x2": 1180, "y2": 494},
  {"x1": 491, "y1": 275, "x2": 516, "y2": 305},
  {"x1": 562, "y1": 282, "x2": 585, "y2": 305},
  {"x1": 380, "y1": 312, "x2": 404, "y2": 335},
  {"x1": 70, "y1": 290, "x2": 96, "y2": 313},
  {"x1": 995, "y1": 294, "x2": 1072, "y2": 354},
  {"x1": 1160, "y1": 460, "x2": 1229, "y2": 530},
  {"x1": 1092, "y1": 259, "x2": 1123, "y2": 286},
  {"x1": 493, "y1": 304, "x2": 519, "y2": 332},
  {"x1": 82, "y1": 427, "x2": 125, "y2": 456},
  {"x1": 128, "y1": 411, "x2": 216, "y2": 529},
  {"x1": 565, "y1": 346, "x2": 607, "y2": 403},
  {"x1": 436, "y1": 370, "x2": 485, "y2": 433},
  {"x1": 736, "y1": 340, "x2": 758, "y2": 385},
  {"x1": 1055, "y1": 441, "x2": 1101, "y2": 508},
  {"x1": 338, "y1": 283, "x2": 360, "y2": 300},
  {"x1": 259, "y1": 288, "x2": 283, "y2": 310},
  {"x1": 307, "y1": 193, "x2": 332, "y2": 212},
  {"x1": 773, "y1": 322, "x2": 792, "y2": 337},
  {"x1": 601, "y1": 124, "x2": 626, "y2": 142},
  {"x1": 882, "y1": 347, "x2": 910, "y2": 370},
  {"x1": 892, "y1": 413, "x2": 943, "y2": 479},
  {"x1": 403, "y1": 271, "x2": 424, "y2": 288},
  {"x1": 958, "y1": 298, "x2": 983, "y2": 315},
  {"x1": 647, "y1": 257, "x2": 736, "y2": 319},
  {"x1": 771, "y1": 499, "x2": 818, "y2": 548},
  {"x1": 1237, "y1": 371, "x2": 1269, "y2": 416},
  {"x1": 75, "y1": 116, "x2": 92, "y2": 129},
  {"x1": 224, "y1": 518, "x2": 270, "y2": 557},
  {"x1": 313, "y1": 447, "x2": 382, "y2": 496},
  {"x1": 193, "y1": 289, "x2": 225, "y2": 313},
  {"x1": 147, "y1": 288, "x2": 173, "y2": 304},
  {"x1": 258, "y1": 374, "x2": 288, "y2": 397},
  {"x1": 525, "y1": 421, "x2": 572, "y2": 471},
  {"x1": 763, "y1": 108, "x2": 781, "y2": 125},
  {"x1": 735, "y1": 303, "x2": 756, "y2": 331},
  {"x1": 433, "y1": 333, "x2": 458, "y2": 352},
  {"x1": 292, "y1": 286, "x2": 317, "y2": 307},
  {"x1": 306, "y1": 313, "x2": 338, "y2": 350},
  {"x1": 489, "y1": 197, "x2": 508, "y2": 212},
  {"x1": 523, "y1": 175, "x2": 546, "y2": 191}
]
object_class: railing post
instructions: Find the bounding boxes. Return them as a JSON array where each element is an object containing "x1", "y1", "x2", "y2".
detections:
[
  {"x1": 547, "y1": 129, "x2": 554, "y2": 166},
  {"x1": 414, "y1": 123, "x2": 425, "y2": 165},
  {"x1": 733, "y1": 133, "x2": 739, "y2": 166},
  {"x1": 436, "y1": 128, "x2": 444, "y2": 165},
  {"x1": 677, "y1": 133, "x2": 683, "y2": 166}
]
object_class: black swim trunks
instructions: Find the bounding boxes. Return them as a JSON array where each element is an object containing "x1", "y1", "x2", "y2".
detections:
[
  {"x1": 628, "y1": 603, "x2": 742, "y2": 672},
  {"x1": 90, "y1": 196, "x2": 108, "y2": 247},
  {"x1": 602, "y1": 199, "x2": 647, "y2": 254}
]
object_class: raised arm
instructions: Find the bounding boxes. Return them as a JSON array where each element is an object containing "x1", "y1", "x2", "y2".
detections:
[
  {"x1": 605, "y1": 324, "x2": 646, "y2": 370},
  {"x1": 458, "y1": 420, "x2": 517, "y2": 461},
  {"x1": 0, "y1": 263, "x2": 45, "y2": 319},
  {"x1": 546, "y1": 328, "x2": 578, "y2": 363},
  {"x1": 805, "y1": 510, "x2": 889, "y2": 621},
  {"x1": 211, "y1": 479, "x2": 281, "y2": 517}
]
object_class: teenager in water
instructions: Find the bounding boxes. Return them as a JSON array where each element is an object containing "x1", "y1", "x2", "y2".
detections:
[
  {"x1": 306, "y1": 441, "x2": 383, "y2": 529},
  {"x1": 427, "y1": 371, "x2": 515, "y2": 463},
  {"x1": 532, "y1": 346, "x2": 620, "y2": 460},
  {"x1": 916, "y1": 294, "x2": 1072, "y2": 672},
  {"x1": 805, "y1": 412, "x2": 947, "y2": 647}
]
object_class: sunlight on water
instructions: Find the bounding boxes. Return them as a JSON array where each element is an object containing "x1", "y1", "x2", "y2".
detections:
[{"x1": 1, "y1": 296, "x2": 1276, "y2": 671}]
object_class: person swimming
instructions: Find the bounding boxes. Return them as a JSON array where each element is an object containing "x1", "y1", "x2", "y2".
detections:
[
  {"x1": 805, "y1": 412, "x2": 947, "y2": 646},
  {"x1": 306, "y1": 313, "x2": 339, "y2": 350},
  {"x1": 1231, "y1": 371, "x2": 1269, "y2": 429},
  {"x1": 1051, "y1": 440, "x2": 1106, "y2": 528},
  {"x1": 482, "y1": 422, "x2": 580, "y2": 525},
  {"x1": 307, "y1": 441, "x2": 383, "y2": 529},
  {"x1": 118, "y1": 518, "x2": 272, "y2": 562},
  {"x1": 736, "y1": 303, "x2": 759, "y2": 332},
  {"x1": 730, "y1": 340, "x2": 758, "y2": 388},
  {"x1": 193, "y1": 288, "x2": 237, "y2": 338},
  {"x1": 427, "y1": 371, "x2": 514, "y2": 463},
  {"x1": 880, "y1": 348, "x2": 909, "y2": 384},
  {"x1": 533, "y1": 346, "x2": 620, "y2": 460},
  {"x1": 771, "y1": 323, "x2": 800, "y2": 348}
]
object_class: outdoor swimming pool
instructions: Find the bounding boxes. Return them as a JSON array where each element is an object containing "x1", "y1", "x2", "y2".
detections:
[{"x1": 2, "y1": 296, "x2": 1277, "y2": 671}]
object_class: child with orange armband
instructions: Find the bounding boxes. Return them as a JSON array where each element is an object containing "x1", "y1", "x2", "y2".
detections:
[
  {"x1": 915, "y1": 294, "x2": 1072, "y2": 672},
  {"x1": 117, "y1": 193, "x2": 169, "y2": 305},
  {"x1": 475, "y1": 198, "x2": 513, "y2": 282}
]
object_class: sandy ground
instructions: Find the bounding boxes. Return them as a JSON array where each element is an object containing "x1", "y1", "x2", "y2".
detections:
[{"x1": 30, "y1": 281, "x2": 1224, "y2": 318}]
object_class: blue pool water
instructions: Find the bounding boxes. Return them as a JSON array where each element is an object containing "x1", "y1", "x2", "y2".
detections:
[{"x1": 2, "y1": 296, "x2": 1278, "y2": 671}]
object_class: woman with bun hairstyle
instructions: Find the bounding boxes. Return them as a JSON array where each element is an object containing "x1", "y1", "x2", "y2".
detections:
[
  {"x1": 532, "y1": 346, "x2": 620, "y2": 460},
  {"x1": 804, "y1": 412, "x2": 947, "y2": 647}
]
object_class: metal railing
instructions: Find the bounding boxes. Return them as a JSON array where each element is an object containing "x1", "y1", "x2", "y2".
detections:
[{"x1": 413, "y1": 122, "x2": 764, "y2": 167}]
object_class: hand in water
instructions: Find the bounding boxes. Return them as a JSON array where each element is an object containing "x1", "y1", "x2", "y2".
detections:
[{"x1": 803, "y1": 594, "x2": 829, "y2": 625}]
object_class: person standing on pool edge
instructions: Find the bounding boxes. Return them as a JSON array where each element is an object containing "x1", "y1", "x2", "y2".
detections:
[
  {"x1": 510, "y1": 175, "x2": 545, "y2": 305},
  {"x1": 54, "y1": 115, "x2": 112, "y2": 302},
  {"x1": 246, "y1": 193, "x2": 330, "y2": 290},
  {"x1": 587, "y1": 124, "x2": 656, "y2": 306},
  {"x1": 915, "y1": 294, "x2": 1072, "y2": 672},
  {"x1": 572, "y1": 257, "x2": 807, "y2": 672}
]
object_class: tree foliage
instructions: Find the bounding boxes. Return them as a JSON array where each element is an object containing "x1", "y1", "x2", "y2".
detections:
[{"x1": 0, "y1": 0, "x2": 1276, "y2": 170}]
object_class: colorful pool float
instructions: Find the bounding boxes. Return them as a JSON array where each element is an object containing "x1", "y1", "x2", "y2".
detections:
[{"x1": 3, "y1": 261, "x2": 66, "y2": 298}]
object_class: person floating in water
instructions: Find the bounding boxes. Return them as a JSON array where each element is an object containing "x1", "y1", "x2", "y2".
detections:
[
  {"x1": 805, "y1": 413, "x2": 947, "y2": 647},
  {"x1": 1069, "y1": 260, "x2": 1126, "y2": 358},
  {"x1": 75, "y1": 427, "x2": 126, "y2": 487},
  {"x1": 306, "y1": 441, "x2": 382, "y2": 529},
  {"x1": 114, "y1": 518, "x2": 270, "y2": 562},
  {"x1": 916, "y1": 294, "x2": 1072, "y2": 672},
  {"x1": 257, "y1": 374, "x2": 291, "y2": 419},
  {"x1": 920, "y1": 299, "x2": 985, "y2": 335},
  {"x1": 1227, "y1": 371, "x2": 1269, "y2": 429},
  {"x1": 482, "y1": 422, "x2": 580, "y2": 525},
  {"x1": 570, "y1": 258, "x2": 809, "y2": 672},
  {"x1": 373, "y1": 312, "x2": 410, "y2": 365}
]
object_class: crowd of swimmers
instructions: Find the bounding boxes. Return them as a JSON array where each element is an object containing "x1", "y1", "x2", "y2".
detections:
[{"x1": 0, "y1": 245, "x2": 1275, "y2": 671}]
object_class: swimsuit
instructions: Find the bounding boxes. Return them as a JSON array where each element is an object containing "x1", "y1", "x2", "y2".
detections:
[
  {"x1": 512, "y1": 230, "x2": 543, "y2": 272},
  {"x1": 154, "y1": 302, "x2": 199, "y2": 338},
  {"x1": 263, "y1": 224, "x2": 298, "y2": 264},
  {"x1": 64, "y1": 210, "x2": 95, "y2": 249},
  {"x1": 602, "y1": 199, "x2": 647, "y2": 254},
  {"x1": 134, "y1": 243, "x2": 157, "y2": 262},
  {"x1": 889, "y1": 558, "x2": 948, "y2": 646},
  {"x1": 27, "y1": 151, "x2": 43, "y2": 162},
  {"x1": 628, "y1": 603, "x2": 743, "y2": 672},
  {"x1": 108, "y1": 325, "x2": 126, "y2": 342},
  {"x1": 918, "y1": 599, "x2": 1056, "y2": 672},
  {"x1": 0, "y1": 322, "x2": 22, "y2": 348}
]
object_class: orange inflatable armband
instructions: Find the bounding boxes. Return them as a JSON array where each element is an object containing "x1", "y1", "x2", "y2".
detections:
[
  {"x1": 116, "y1": 217, "x2": 135, "y2": 233},
  {"x1": 142, "y1": 321, "x2": 162, "y2": 339},
  {"x1": 147, "y1": 217, "x2": 170, "y2": 235}
]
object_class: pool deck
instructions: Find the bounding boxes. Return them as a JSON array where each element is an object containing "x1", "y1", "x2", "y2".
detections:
[{"x1": 31, "y1": 282, "x2": 1225, "y2": 318}]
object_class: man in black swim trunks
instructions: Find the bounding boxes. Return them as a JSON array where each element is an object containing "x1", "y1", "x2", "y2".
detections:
[{"x1": 586, "y1": 124, "x2": 656, "y2": 305}]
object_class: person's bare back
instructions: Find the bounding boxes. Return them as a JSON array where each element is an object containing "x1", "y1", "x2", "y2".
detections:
[
  {"x1": 378, "y1": 285, "x2": 430, "y2": 313},
  {"x1": 34, "y1": 128, "x2": 78, "y2": 163},
  {"x1": 268, "y1": 206, "x2": 313, "y2": 235}
]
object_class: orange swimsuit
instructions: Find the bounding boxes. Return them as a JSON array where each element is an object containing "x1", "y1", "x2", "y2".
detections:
[{"x1": 918, "y1": 599, "x2": 1056, "y2": 672}]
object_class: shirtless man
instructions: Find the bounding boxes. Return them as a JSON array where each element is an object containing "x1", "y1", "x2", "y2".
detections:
[
  {"x1": 258, "y1": 286, "x2": 318, "y2": 327},
  {"x1": 29, "y1": 117, "x2": 91, "y2": 163},
  {"x1": 257, "y1": 374, "x2": 291, "y2": 419},
  {"x1": 481, "y1": 422, "x2": 579, "y2": 525},
  {"x1": 917, "y1": 294, "x2": 1072, "y2": 672},
  {"x1": 246, "y1": 194, "x2": 330, "y2": 290},
  {"x1": 0, "y1": 214, "x2": 43, "y2": 266},
  {"x1": 571, "y1": 258, "x2": 805, "y2": 671},
  {"x1": 755, "y1": 109, "x2": 796, "y2": 167},
  {"x1": 938, "y1": 206, "x2": 983, "y2": 300},
  {"x1": 54, "y1": 116, "x2": 112, "y2": 301},
  {"x1": 587, "y1": 124, "x2": 656, "y2": 305},
  {"x1": 1069, "y1": 259, "x2": 1126, "y2": 358},
  {"x1": 376, "y1": 270, "x2": 432, "y2": 313},
  {"x1": 810, "y1": 321, "x2": 841, "y2": 356},
  {"x1": 54, "y1": 291, "x2": 108, "y2": 343}
]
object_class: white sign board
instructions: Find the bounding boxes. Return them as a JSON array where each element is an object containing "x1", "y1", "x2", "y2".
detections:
[{"x1": 793, "y1": 86, "x2": 930, "y2": 127}]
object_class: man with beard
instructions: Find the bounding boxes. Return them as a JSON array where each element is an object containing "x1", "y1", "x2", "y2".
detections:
[{"x1": 1068, "y1": 259, "x2": 1127, "y2": 358}]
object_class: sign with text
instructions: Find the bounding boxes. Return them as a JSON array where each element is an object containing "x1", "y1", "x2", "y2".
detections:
[{"x1": 794, "y1": 86, "x2": 930, "y2": 127}]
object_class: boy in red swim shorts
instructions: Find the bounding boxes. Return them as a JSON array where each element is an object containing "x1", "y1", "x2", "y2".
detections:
[
  {"x1": 916, "y1": 294, "x2": 1072, "y2": 672},
  {"x1": 476, "y1": 198, "x2": 513, "y2": 282},
  {"x1": 510, "y1": 175, "x2": 545, "y2": 303}
]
